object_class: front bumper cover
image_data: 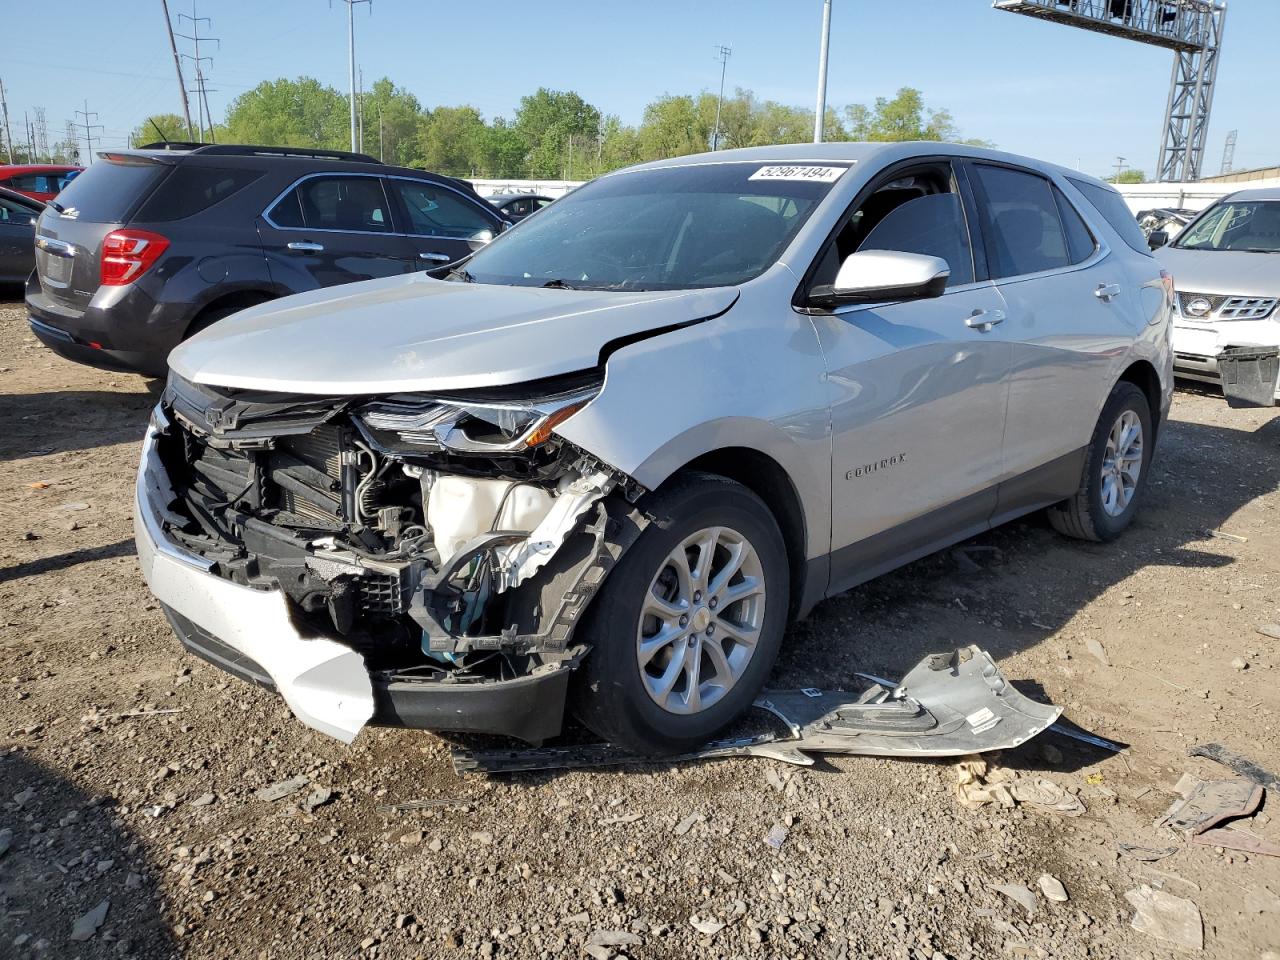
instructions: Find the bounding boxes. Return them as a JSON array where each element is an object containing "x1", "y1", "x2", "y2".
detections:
[{"x1": 134, "y1": 409, "x2": 572, "y2": 744}]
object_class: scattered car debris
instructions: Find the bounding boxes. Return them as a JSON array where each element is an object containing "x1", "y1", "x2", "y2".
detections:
[
  {"x1": 69, "y1": 899, "x2": 110, "y2": 942},
  {"x1": 302, "y1": 787, "x2": 333, "y2": 813},
  {"x1": 1160, "y1": 776, "x2": 1262, "y2": 835},
  {"x1": 588, "y1": 930, "x2": 643, "y2": 948},
  {"x1": 1118, "y1": 843, "x2": 1179, "y2": 862},
  {"x1": 255, "y1": 775, "x2": 311, "y2": 803},
  {"x1": 1038, "y1": 875, "x2": 1069, "y2": 902},
  {"x1": 1189, "y1": 742, "x2": 1280, "y2": 791},
  {"x1": 993, "y1": 883, "x2": 1037, "y2": 917},
  {"x1": 673, "y1": 813, "x2": 704, "y2": 836},
  {"x1": 764, "y1": 823, "x2": 790, "y2": 849},
  {"x1": 955, "y1": 759, "x2": 1086, "y2": 816},
  {"x1": 1207, "y1": 529, "x2": 1248, "y2": 544},
  {"x1": 376, "y1": 798, "x2": 471, "y2": 814},
  {"x1": 1124, "y1": 885, "x2": 1203, "y2": 952},
  {"x1": 454, "y1": 647, "x2": 1064, "y2": 775},
  {"x1": 689, "y1": 916, "x2": 726, "y2": 936},
  {"x1": 1190, "y1": 827, "x2": 1280, "y2": 858}
]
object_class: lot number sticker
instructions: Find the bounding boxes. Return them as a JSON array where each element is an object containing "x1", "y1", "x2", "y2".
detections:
[{"x1": 749, "y1": 165, "x2": 847, "y2": 183}]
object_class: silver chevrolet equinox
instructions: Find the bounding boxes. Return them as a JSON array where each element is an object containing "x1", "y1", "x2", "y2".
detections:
[{"x1": 135, "y1": 142, "x2": 1174, "y2": 754}]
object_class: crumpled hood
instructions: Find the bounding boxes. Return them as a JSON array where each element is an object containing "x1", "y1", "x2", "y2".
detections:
[
  {"x1": 169, "y1": 272, "x2": 738, "y2": 394},
  {"x1": 1157, "y1": 246, "x2": 1280, "y2": 298}
]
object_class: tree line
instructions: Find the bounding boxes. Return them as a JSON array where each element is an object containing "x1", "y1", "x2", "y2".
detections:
[{"x1": 121, "y1": 79, "x2": 988, "y2": 180}]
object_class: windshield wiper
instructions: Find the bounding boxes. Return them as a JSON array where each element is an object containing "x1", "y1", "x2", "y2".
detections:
[
  {"x1": 1240, "y1": 248, "x2": 1280, "y2": 254},
  {"x1": 541, "y1": 278, "x2": 577, "y2": 290},
  {"x1": 446, "y1": 267, "x2": 476, "y2": 283}
]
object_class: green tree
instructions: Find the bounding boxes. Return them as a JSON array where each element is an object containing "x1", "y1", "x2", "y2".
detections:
[
  {"x1": 360, "y1": 78, "x2": 423, "y2": 165},
  {"x1": 222, "y1": 77, "x2": 347, "y2": 149},
  {"x1": 597, "y1": 115, "x2": 641, "y2": 173},
  {"x1": 1111, "y1": 169, "x2": 1147, "y2": 184},
  {"x1": 417, "y1": 106, "x2": 487, "y2": 176},
  {"x1": 476, "y1": 118, "x2": 529, "y2": 178},
  {"x1": 843, "y1": 87, "x2": 990, "y2": 145},
  {"x1": 514, "y1": 88, "x2": 601, "y2": 178},
  {"x1": 130, "y1": 113, "x2": 192, "y2": 146},
  {"x1": 636, "y1": 94, "x2": 709, "y2": 161}
]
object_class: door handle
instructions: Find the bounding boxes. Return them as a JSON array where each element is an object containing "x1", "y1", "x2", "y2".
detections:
[
  {"x1": 1095, "y1": 283, "x2": 1122, "y2": 302},
  {"x1": 965, "y1": 308, "x2": 1005, "y2": 332},
  {"x1": 419, "y1": 251, "x2": 452, "y2": 262},
  {"x1": 287, "y1": 241, "x2": 324, "y2": 252}
]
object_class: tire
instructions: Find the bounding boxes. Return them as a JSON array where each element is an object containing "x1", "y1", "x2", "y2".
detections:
[
  {"x1": 570, "y1": 472, "x2": 789, "y2": 756},
  {"x1": 1048, "y1": 381, "x2": 1153, "y2": 542},
  {"x1": 185, "y1": 299, "x2": 269, "y2": 340}
]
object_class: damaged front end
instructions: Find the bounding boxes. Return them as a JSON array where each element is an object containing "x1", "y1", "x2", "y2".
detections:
[{"x1": 137, "y1": 368, "x2": 645, "y2": 743}]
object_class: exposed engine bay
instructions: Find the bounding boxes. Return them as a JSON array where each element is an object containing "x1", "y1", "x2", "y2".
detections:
[{"x1": 152, "y1": 369, "x2": 646, "y2": 692}]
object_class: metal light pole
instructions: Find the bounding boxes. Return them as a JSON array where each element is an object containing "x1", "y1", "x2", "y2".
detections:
[
  {"x1": 1114, "y1": 156, "x2": 1127, "y2": 182},
  {"x1": 339, "y1": 0, "x2": 371, "y2": 153},
  {"x1": 813, "y1": 0, "x2": 832, "y2": 143},
  {"x1": 712, "y1": 45, "x2": 732, "y2": 151}
]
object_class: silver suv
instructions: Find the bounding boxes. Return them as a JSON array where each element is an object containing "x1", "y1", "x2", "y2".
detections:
[
  {"x1": 135, "y1": 143, "x2": 1173, "y2": 754},
  {"x1": 1156, "y1": 188, "x2": 1280, "y2": 405}
]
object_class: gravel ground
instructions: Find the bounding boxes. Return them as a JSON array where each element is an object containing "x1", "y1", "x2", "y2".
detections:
[{"x1": 1, "y1": 297, "x2": 1278, "y2": 960}]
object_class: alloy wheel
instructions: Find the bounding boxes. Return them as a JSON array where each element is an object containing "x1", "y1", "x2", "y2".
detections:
[
  {"x1": 1100, "y1": 409, "x2": 1143, "y2": 517},
  {"x1": 636, "y1": 525, "x2": 767, "y2": 715}
]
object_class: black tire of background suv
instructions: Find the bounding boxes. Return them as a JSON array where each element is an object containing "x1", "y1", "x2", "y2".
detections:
[
  {"x1": 1048, "y1": 381, "x2": 1153, "y2": 543},
  {"x1": 570, "y1": 472, "x2": 789, "y2": 756}
]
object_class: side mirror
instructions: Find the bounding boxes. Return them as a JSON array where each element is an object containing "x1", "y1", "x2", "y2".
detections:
[
  {"x1": 466, "y1": 228, "x2": 495, "y2": 252},
  {"x1": 810, "y1": 250, "x2": 950, "y2": 308},
  {"x1": 500, "y1": 220, "x2": 515, "y2": 233},
  {"x1": 1147, "y1": 230, "x2": 1169, "y2": 250}
]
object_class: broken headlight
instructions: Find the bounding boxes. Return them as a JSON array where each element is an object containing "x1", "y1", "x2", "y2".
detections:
[{"x1": 353, "y1": 381, "x2": 600, "y2": 456}]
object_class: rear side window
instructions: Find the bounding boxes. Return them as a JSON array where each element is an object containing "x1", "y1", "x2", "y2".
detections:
[
  {"x1": 1067, "y1": 177, "x2": 1152, "y2": 256},
  {"x1": 267, "y1": 176, "x2": 391, "y2": 232},
  {"x1": 1054, "y1": 187, "x2": 1097, "y2": 264},
  {"x1": 135, "y1": 165, "x2": 263, "y2": 222},
  {"x1": 45, "y1": 160, "x2": 166, "y2": 222},
  {"x1": 391, "y1": 180, "x2": 495, "y2": 238},
  {"x1": 971, "y1": 164, "x2": 1071, "y2": 279}
]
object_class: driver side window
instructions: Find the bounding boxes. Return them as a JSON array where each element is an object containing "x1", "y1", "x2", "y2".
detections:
[{"x1": 811, "y1": 167, "x2": 976, "y2": 291}]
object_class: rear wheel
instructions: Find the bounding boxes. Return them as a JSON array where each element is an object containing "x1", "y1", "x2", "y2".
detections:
[
  {"x1": 1048, "y1": 381, "x2": 1152, "y2": 542},
  {"x1": 571, "y1": 474, "x2": 789, "y2": 755}
]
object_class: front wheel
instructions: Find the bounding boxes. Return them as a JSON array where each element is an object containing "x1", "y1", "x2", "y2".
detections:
[
  {"x1": 570, "y1": 473, "x2": 789, "y2": 755},
  {"x1": 1048, "y1": 381, "x2": 1153, "y2": 542}
]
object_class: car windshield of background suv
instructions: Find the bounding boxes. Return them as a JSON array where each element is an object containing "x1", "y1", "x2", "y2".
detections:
[
  {"x1": 1175, "y1": 200, "x2": 1280, "y2": 253},
  {"x1": 460, "y1": 163, "x2": 847, "y2": 291}
]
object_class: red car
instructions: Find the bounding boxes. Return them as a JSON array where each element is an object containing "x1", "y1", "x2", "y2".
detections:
[{"x1": 0, "y1": 164, "x2": 83, "y2": 202}]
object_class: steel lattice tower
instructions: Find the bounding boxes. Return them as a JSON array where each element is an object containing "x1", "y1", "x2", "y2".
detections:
[{"x1": 994, "y1": 0, "x2": 1228, "y2": 183}]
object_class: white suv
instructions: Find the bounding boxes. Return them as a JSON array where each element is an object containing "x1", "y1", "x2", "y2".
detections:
[{"x1": 136, "y1": 142, "x2": 1174, "y2": 755}]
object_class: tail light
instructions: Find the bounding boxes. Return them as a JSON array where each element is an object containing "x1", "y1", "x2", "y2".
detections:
[{"x1": 100, "y1": 229, "x2": 169, "y2": 286}]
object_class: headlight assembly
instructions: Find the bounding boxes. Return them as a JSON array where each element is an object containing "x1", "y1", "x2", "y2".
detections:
[{"x1": 354, "y1": 383, "x2": 599, "y2": 456}]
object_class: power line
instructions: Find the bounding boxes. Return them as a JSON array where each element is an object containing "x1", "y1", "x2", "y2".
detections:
[
  {"x1": 0, "y1": 78, "x2": 13, "y2": 164},
  {"x1": 176, "y1": 0, "x2": 220, "y2": 142},
  {"x1": 334, "y1": 0, "x2": 372, "y2": 153},
  {"x1": 74, "y1": 100, "x2": 104, "y2": 164},
  {"x1": 711, "y1": 45, "x2": 732, "y2": 151},
  {"x1": 161, "y1": 0, "x2": 196, "y2": 139}
]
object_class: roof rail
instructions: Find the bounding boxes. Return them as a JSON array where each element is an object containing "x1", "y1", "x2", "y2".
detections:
[
  {"x1": 135, "y1": 141, "x2": 205, "y2": 151},
  {"x1": 188, "y1": 144, "x2": 382, "y2": 163}
]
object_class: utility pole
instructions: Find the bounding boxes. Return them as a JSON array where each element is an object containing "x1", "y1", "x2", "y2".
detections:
[
  {"x1": 336, "y1": 0, "x2": 372, "y2": 153},
  {"x1": 161, "y1": 0, "x2": 195, "y2": 139},
  {"x1": 33, "y1": 107, "x2": 49, "y2": 163},
  {"x1": 1113, "y1": 156, "x2": 1127, "y2": 182},
  {"x1": 75, "y1": 101, "x2": 103, "y2": 165},
  {"x1": 177, "y1": 2, "x2": 219, "y2": 142},
  {"x1": 358, "y1": 66, "x2": 365, "y2": 153},
  {"x1": 813, "y1": 0, "x2": 832, "y2": 143},
  {"x1": 378, "y1": 106, "x2": 384, "y2": 162},
  {"x1": 711, "y1": 44, "x2": 732, "y2": 151},
  {"x1": 0, "y1": 78, "x2": 14, "y2": 163}
]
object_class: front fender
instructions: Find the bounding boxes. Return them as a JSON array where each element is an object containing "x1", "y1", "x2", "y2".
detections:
[{"x1": 554, "y1": 291, "x2": 832, "y2": 561}]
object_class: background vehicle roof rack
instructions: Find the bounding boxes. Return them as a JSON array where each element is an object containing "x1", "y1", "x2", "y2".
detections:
[{"x1": 186, "y1": 144, "x2": 382, "y2": 163}]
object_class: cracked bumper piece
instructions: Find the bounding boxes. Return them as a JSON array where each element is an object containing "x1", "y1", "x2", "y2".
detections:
[{"x1": 135, "y1": 423, "x2": 571, "y2": 744}]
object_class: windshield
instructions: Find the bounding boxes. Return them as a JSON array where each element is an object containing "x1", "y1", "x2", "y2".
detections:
[
  {"x1": 1175, "y1": 199, "x2": 1280, "y2": 253},
  {"x1": 461, "y1": 163, "x2": 847, "y2": 291}
]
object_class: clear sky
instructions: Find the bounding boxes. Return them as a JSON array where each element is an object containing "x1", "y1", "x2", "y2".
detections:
[{"x1": 2, "y1": 0, "x2": 1275, "y2": 180}]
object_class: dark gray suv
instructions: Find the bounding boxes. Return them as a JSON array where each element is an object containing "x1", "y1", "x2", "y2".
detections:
[{"x1": 26, "y1": 144, "x2": 507, "y2": 376}]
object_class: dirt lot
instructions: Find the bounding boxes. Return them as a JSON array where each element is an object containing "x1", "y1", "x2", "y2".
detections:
[{"x1": 1, "y1": 296, "x2": 1278, "y2": 960}]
